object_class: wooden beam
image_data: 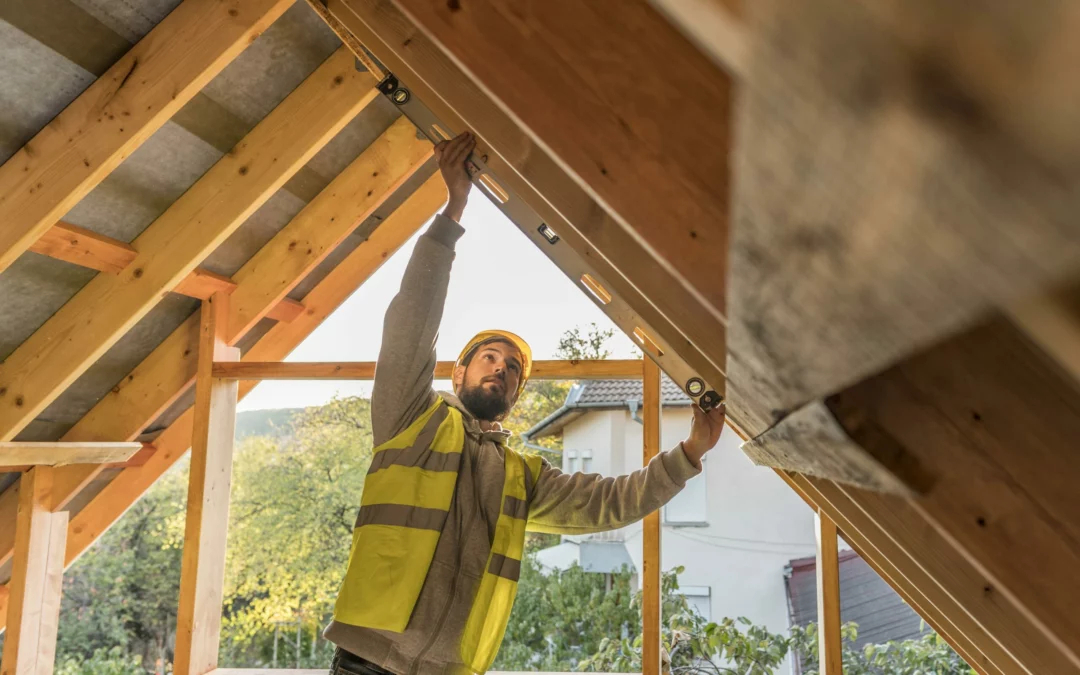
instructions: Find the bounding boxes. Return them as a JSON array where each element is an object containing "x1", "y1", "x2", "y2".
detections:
[
  {"x1": 0, "y1": 169, "x2": 447, "y2": 632},
  {"x1": 798, "y1": 472, "x2": 1070, "y2": 674},
  {"x1": 300, "y1": 0, "x2": 384, "y2": 78},
  {"x1": 779, "y1": 472, "x2": 1005, "y2": 675},
  {"x1": 211, "y1": 359, "x2": 644, "y2": 381},
  {"x1": 29, "y1": 222, "x2": 137, "y2": 274},
  {"x1": 31, "y1": 223, "x2": 308, "y2": 321},
  {"x1": 0, "y1": 47, "x2": 375, "y2": 443},
  {"x1": 641, "y1": 357, "x2": 662, "y2": 675},
  {"x1": 0, "y1": 442, "x2": 142, "y2": 468},
  {"x1": 0, "y1": 0, "x2": 294, "y2": 274},
  {"x1": 648, "y1": 0, "x2": 747, "y2": 77},
  {"x1": 726, "y1": 0, "x2": 1080, "y2": 429},
  {"x1": 0, "y1": 467, "x2": 67, "y2": 675},
  {"x1": 391, "y1": 0, "x2": 731, "y2": 323},
  {"x1": 174, "y1": 294, "x2": 239, "y2": 675},
  {"x1": 329, "y1": 0, "x2": 728, "y2": 400},
  {"x1": 815, "y1": 512, "x2": 843, "y2": 675},
  {"x1": 1006, "y1": 280, "x2": 1080, "y2": 388}
]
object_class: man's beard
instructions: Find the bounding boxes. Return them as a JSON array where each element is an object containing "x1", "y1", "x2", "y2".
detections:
[{"x1": 459, "y1": 382, "x2": 512, "y2": 422}]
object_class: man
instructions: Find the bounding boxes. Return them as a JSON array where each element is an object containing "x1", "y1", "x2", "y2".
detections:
[{"x1": 325, "y1": 132, "x2": 726, "y2": 675}]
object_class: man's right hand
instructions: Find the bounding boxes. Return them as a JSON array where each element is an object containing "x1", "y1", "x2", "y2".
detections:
[{"x1": 434, "y1": 131, "x2": 476, "y2": 223}]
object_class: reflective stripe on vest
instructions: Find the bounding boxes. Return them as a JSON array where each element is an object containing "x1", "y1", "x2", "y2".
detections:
[
  {"x1": 333, "y1": 397, "x2": 464, "y2": 631},
  {"x1": 459, "y1": 448, "x2": 543, "y2": 673}
]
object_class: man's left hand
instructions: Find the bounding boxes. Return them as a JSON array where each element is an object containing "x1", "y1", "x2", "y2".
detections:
[{"x1": 681, "y1": 403, "x2": 726, "y2": 469}]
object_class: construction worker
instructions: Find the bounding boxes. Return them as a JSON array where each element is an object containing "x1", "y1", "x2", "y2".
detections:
[{"x1": 324, "y1": 132, "x2": 726, "y2": 675}]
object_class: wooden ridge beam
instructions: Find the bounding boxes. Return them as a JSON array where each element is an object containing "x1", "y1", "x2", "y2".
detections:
[
  {"x1": 328, "y1": 0, "x2": 728, "y2": 399},
  {"x1": 211, "y1": 359, "x2": 644, "y2": 381},
  {"x1": 0, "y1": 172, "x2": 447, "y2": 632},
  {"x1": 0, "y1": 46, "x2": 374, "y2": 443},
  {"x1": 390, "y1": 0, "x2": 732, "y2": 322},
  {"x1": 0, "y1": 113, "x2": 429, "y2": 571},
  {"x1": 32, "y1": 222, "x2": 307, "y2": 321},
  {"x1": 0, "y1": 442, "x2": 142, "y2": 468},
  {"x1": 0, "y1": 0, "x2": 294, "y2": 274}
]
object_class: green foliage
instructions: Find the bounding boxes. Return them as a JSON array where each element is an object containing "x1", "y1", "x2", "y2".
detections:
[
  {"x1": 790, "y1": 621, "x2": 974, "y2": 675},
  {"x1": 55, "y1": 646, "x2": 151, "y2": 675},
  {"x1": 219, "y1": 396, "x2": 374, "y2": 667}
]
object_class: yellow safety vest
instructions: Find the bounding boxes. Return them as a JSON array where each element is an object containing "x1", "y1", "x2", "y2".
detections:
[{"x1": 333, "y1": 397, "x2": 543, "y2": 673}]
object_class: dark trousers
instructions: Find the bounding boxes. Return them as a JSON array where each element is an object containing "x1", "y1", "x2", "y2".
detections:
[{"x1": 329, "y1": 647, "x2": 396, "y2": 675}]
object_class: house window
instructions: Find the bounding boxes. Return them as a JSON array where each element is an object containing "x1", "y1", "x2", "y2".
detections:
[
  {"x1": 679, "y1": 585, "x2": 712, "y2": 620},
  {"x1": 664, "y1": 457, "x2": 707, "y2": 525},
  {"x1": 581, "y1": 450, "x2": 593, "y2": 473},
  {"x1": 566, "y1": 450, "x2": 578, "y2": 473}
]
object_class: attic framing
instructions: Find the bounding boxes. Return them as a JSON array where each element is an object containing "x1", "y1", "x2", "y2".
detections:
[{"x1": 1, "y1": 1, "x2": 1079, "y2": 675}]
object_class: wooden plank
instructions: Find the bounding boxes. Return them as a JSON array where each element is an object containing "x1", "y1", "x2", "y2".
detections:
[
  {"x1": 392, "y1": 0, "x2": 732, "y2": 322},
  {"x1": 648, "y1": 0, "x2": 747, "y2": 76},
  {"x1": 0, "y1": 47, "x2": 375, "y2": 443},
  {"x1": 226, "y1": 115, "x2": 431, "y2": 340},
  {"x1": 0, "y1": 0, "x2": 294, "y2": 275},
  {"x1": 0, "y1": 467, "x2": 68, "y2": 675},
  {"x1": 29, "y1": 224, "x2": 308, "y2": 321},
  {"x1": 815, "y1": 512, "x2": 843, "y2": 675},
  {"x1": 641, "y1": 357, "x2": 661, "y2": 675},
  {"x1": 780, "y1": 472, "x2": 1005, "y2": 675},
  {"x1": 212, "y1": 359, "x2": 644, "y2": 381},
  {"x1": 29, "y1": 222, "x2": 137, "y2": 274},
  {"x1": 1006, "y1": 279, "x2": 1080, "y2": 388},
  {"x1": 0, "y1": 442, "x2": 141, "y2": 467},
  {"x1": 0, "y1": 170, "x2": 447, "y2": 632},
  {"x1": 727, "y1": 0, "x2": 1080, "y2": 424},
  {"x1": 300, "y1": 0, "x2": 384, "y2": 78},
  {"x1": 174, "y1": 294, "x2": 239, "y2": 675},
  {"x1": 330, "y1": 0, "x2": 728, "y2": 398},
  {"x1": 801, "y1": 474, "x2": 1075, "y2": 674}
]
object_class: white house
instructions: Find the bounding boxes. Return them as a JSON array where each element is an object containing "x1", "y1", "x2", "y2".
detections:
[{"x1": 523, "y1": 376, "x2": 819, "y2": 649}]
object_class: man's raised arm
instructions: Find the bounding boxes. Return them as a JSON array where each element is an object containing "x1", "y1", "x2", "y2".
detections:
[{"x1": 370, "y1": 132, "x2": 476, "y2": 445}]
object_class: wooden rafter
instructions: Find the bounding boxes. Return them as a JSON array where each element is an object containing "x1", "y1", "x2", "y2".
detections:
[
  {"x1": 390, "y1": 0, "x2": 732, "y2": 324},
  {"x1": 0, "y1": 0, "x2": 294, "y2": 274},
  {"x1": 0, "y1": 172, "x2": 448, "y2": 633},
  {"x1": 328, "y1": 0, "x2": 728, "y2": 399},
  {"x1": 0, "y1": 442, "x2": 142, "y2": 468},
  {"x1": 0, "y1": 47, "x2": 375, "y2": 443},
  {"x1": 0, "y1": 113, "x2": 432, "y2": 570},
  {"x1": 211, "y1": 359, "x2": 644, "y2": 381}
]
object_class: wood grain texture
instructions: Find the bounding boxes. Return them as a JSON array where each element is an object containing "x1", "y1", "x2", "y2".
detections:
[
  {"x1": 0, "y1": 171, "x2": 447, "y2": 632},
  {"x1": 30, "y1": 222, "x2": 137, "y2": 274},
  {"x1": 815, "y1": 512, "x2": 843, "y2": 675},
  {"x1": 641, "y1": 357, "x2": 662, "y2": 675},
  {"x1": 727, "y1": 0, "x2": 1080, "y2": 422},
  {"x1": 802, "y1": 473, "x2": 1076, "y2": 674},
  {"x1": 212, "y1": 359, "x2": 644, "y2": 381},
  {"x1": 331, "y1": 0, "x2": 728, "y2": 399},
  {"x1": 392, "y1": 0, "x2": 731, "y2": 322},
  {"x1": 812, "y1": 316, "x2": 1080, "y2": 667},
  {"x1": 741, "y1": 399, "x2": 923, "y2": 496},
  {"x1": 0, "y1": 47, "x2": 373, "y2": 443},
  {"x1": 781, "y1": 472, "x2": 1010, "y2": 675},
  {"x1": 0, "y1": 0, "x2": 294, "y2": 274},
  {"x1": 0, "y1": 442, "x2": 141, "y2": 467},
  {"x1": 174, "y1": 294, "x2": 239, "y2": 675},
  {"x1": 0, "y1": 467, "x2": 67, "y2": 675}
]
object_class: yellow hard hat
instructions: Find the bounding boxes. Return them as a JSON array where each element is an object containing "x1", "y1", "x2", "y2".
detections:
[{"x1": 454, "y1": 330, "x2": 532, "y2": 400}]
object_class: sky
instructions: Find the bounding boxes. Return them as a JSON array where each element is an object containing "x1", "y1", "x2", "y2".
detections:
[{"x1": 238, "y1": 191, "x2": 639, "y2": 411}]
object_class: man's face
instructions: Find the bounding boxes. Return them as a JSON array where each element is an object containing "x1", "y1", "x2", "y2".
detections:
[{"x1": 454, "y1": 341, "x2": 523, "y2": 422}]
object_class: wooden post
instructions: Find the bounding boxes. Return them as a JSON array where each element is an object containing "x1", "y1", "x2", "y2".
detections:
[
  {"x1": 174, "y1": 293, "x2": 240, "y2": 675},
  {"x1": 642, "y1": 357, "x2": 662, "y2": 675},
  {"x1": 1, "y1": 466, "x2": 68, "y2": 675},
  {"x1": 816, "y1": 511, "x2": 843, "y2": 674}
]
